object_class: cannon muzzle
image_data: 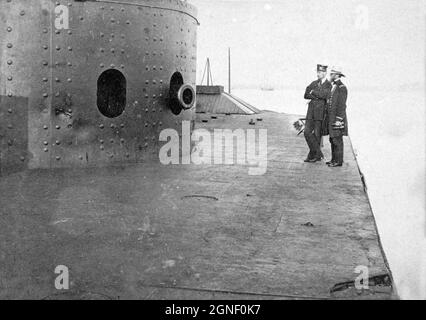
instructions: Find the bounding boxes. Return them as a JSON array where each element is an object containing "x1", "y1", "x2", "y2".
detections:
[{"x1": 169, "y1": 72, "x2": 196, "y2": 115}]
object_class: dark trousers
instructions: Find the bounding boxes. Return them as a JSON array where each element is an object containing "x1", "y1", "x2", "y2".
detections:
[
  {"x1": 330, "y1": 136, "x2": 344, "y2": 164},
  {"x1": 304, "y1": 119, "x2": 323, "y2": 159}
]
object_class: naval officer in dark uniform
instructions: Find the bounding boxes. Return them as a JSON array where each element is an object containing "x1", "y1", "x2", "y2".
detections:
[
  {"x1": 326, "y1": 67, "x2": 348, "y2": 167},
  {"x1": 303, "y1": 64, "x2": 332, "y2": 162}
]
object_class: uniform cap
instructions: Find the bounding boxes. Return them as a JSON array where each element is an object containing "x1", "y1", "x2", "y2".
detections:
[
  {"x1": 317, "y1": 64, "x2": 328, "y2": 72},
  {"x1": 330, "y1": 66, "x2": 346, "y2": 77}
]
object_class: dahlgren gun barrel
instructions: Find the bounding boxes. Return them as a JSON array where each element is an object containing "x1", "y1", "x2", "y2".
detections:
[{"x1": 169, "y1": 72, "x2": 196, "y2": 115}]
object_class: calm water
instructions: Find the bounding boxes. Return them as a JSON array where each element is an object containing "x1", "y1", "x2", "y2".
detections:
[{"x1": 233, "y1": 88, "x2": 426, "y2": 299}]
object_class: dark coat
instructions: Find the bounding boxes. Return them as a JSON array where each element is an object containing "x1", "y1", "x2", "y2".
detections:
[
  {"x1": 304, "y1": 79, "x2": 332, "y2": 121},
  {"x1": 327, "y1": 79, "x2": 348, "y2": 138}
]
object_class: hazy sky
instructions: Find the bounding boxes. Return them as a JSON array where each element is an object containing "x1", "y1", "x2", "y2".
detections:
[{"x1": 192, "y1": 0, "x2": 425, "y2": 90}]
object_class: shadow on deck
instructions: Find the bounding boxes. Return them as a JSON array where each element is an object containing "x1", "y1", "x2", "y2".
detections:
[{"x1": 0, "y1": 112, "x2": 392, "y2": 300}]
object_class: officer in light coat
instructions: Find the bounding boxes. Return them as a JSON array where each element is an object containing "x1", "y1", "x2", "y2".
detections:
[{"x1": 326, "y1": 67, "x2": 348, "y2": 167}]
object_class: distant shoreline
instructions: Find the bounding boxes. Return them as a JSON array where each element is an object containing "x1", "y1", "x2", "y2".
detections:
[{"x1": 232, "y1": 85, "x2": 424, "y2": 93}]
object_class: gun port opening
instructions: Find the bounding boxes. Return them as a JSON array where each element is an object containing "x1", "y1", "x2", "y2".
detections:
[{"x1": 97, "y1": 69, "x2": 126, "y2": 118}]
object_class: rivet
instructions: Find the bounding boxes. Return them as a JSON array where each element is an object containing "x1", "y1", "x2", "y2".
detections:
[
  {"x1": 56, "y1": 156, "x2": 61, "y2": 161},
  {"x1": 7, "y1": 27, "x2": 12, "y2": 32},
  {"x1": 43, "y1": 141, "x2": 49, "y2": 146},
  {"x1": 7, "y1": 60, "x2": 13, "y2": 65},
  {"x1": 7, "y1": 43, "x2": 13, "y2": 48},
  {"x1": 56, "y1": 125, "x2": 61, "y2": 130}
]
